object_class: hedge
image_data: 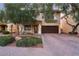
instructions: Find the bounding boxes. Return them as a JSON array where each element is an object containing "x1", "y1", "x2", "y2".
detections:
[
  {"x1": 0, "y1": 30, "x2": 10, "y2": 34},
  {"x1": 0, "y1": 36, "x2": 15, "y2": 46},
  {"x1": 2, "y1": 31, "x2": 10, "y2": 34},
  {"x1": 16, "y1": 37, "x2": 42, "y2": 47}
]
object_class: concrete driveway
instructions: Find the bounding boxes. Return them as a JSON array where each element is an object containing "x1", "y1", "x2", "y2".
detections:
[{"x1": 0, "y1": 34, "x2": 79, "y2": 56}]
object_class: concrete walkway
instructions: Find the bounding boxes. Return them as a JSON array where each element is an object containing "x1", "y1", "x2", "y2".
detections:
[{"x1": 0, "y1": 34, "x2": 79, "y2": 56}]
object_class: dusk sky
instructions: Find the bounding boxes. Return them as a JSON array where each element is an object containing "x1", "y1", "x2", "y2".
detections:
[{"x1": 0, "y1": 3, "x2": 4, "y2": 9}]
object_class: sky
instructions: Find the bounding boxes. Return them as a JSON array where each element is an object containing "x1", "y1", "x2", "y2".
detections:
[{"x1": 0, "y1": 3, "x2": 4, "y2": 10}]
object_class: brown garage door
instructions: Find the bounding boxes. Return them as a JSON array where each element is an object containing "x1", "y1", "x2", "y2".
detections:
[{"x1": 42, "y1": 26, "x2": 59, "y2": 33}]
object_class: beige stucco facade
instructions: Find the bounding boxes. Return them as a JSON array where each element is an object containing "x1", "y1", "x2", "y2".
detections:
[
  {"x1": 7, "y1": 23, "x2": 23, "y2": 33},
  {"x1": 5, "y1": 12, "x2": 60, "y2": 34},
  {"x1": 3, "y1": 12, "x2": 79, "y2": 34},
  {"x1": 60, "y1": 13, "x2": 79, "y2": 34}
]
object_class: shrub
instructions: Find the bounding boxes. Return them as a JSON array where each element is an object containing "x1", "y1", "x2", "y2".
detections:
[
  {"x1": 45, "y1": 19, "x2": 57, "y2": 23},
  {"x1": 69, "y1": 32, "x2": 78, "y2": 34},
  {"x1": 29, "y1": 37, "x2": 42, "y2": 44},
  {"x1": 0, "y1": 30, "x2": 2, "y2": 33},
  {"x1": 0, "y1": 36, "x2": 15, "y2": 46},
  {"x1": 2, "y1": 31, "x2": 10, "y2": 34},
  {"x1": 16, "y1": 37, "x2": 42, "y2": 47},
  {"x1": 16, "y1": 39, "x2": 27, "y2": 47}
]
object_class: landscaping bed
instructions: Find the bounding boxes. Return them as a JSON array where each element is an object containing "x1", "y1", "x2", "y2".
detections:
[
  {"x1": 0, "y1": 36, "x2": 15, "y2": 46},
  {"x1": 0, "y1": 35, "x2": 43, "y2": 48},
  {"x1": 0, "y1": 30, "x2": 10, "y2": 34},
  {"x1": 16, "y1": 37, "x2": 43, "y2": 47}
]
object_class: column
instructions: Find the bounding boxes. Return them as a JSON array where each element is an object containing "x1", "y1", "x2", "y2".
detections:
[
  {"x1": 58, "y1": 12, "x2": 64, "y2": 34},
  {"x1": 58, "y1": 26, "x2": 61, "y2": 34},
  {"x1": 38, "y1": 23, "x2": 41, "y2": 35}
]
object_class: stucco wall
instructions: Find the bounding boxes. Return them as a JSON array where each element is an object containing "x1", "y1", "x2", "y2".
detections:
[
  {"x1": 60, "y1": 13, "x2": 79, "y2": 33},
  {"x1": 7, "y1": 23, "x2": 17, "y2": 32},
  {"x1": 77, "y1": 26, "x2": 79, "y2": 33},
  {"x1": 7, "y1": 23, "x2": 23, "y2": 33}
]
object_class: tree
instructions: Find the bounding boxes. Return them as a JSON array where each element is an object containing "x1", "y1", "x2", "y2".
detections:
[
  {"x1": 5, "y1": 3, "x2": 39, "y2": 35},
  {"x1": 0, "y1": 10, "x2": 5, "y2": 23},
  {"x1": 42, "y1": 3, "x2": 54, "y2": 20}
]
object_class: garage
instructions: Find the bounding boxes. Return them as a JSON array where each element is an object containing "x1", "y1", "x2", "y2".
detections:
[{"x1": 42, "y1": 26, "x2": 59, "y2": 33}]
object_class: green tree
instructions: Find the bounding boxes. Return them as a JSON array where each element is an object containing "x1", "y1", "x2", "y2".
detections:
[
  {"x1": 43, "y1": 3, "x2": 54, "y2": 20},
  {"x1": 0, "y1": 10, "x2": 5, "y2": 22},
  {"x1": 5, "y1": 3, "x2": 38, "y2": 35}
]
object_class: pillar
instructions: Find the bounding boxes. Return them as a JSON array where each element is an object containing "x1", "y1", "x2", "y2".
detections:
[
  {"x1": 38, "y1": 23, "x2": 41, "y2": 34},
  {"x1": 58, "y1": 12, "x2": 65, "y2": 34},
  {"x1": 58, "y1": 26, "x2": 61, "y2": 34}
]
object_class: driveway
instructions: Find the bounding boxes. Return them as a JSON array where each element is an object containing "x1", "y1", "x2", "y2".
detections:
[{"x1": 0, "y1": 34, "x2": 79, "y2": 56}]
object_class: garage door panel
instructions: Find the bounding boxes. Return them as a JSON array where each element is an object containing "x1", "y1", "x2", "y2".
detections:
[{"x1": 42, "y1": 26, "x2": 58, "y2": 33}]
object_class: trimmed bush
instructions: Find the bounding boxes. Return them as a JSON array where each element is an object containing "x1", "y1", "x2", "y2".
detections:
[
  {"x1": 0, "y1": 30, "x2": 2, "y2": 33},
  {"x1": 69, "y1": 32, "x2": 78, "y2": 34},
  {"x1": 2, "y1": 31, "x2": 10, "y2": 34},
  {"x1": 16, "y1": 37, "x2": 42, "y2": 47},
  {"x1": 29, "y1": 37, "x2": 42, "y2": 44},
  {"x1": 45, "y1": 19, "x2": 57, "y2": 23},
  {"x1": 0, "y1": 30, "x2": 10, "y2": 34},
  {"x1": 0, "y1": 36, "x2": 15, "y2": 46}
]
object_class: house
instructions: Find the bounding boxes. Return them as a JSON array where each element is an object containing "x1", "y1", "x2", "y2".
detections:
[
  {"x1": 0, "y1": 4, "x2": 79, "y2": 35},
  {"x1": 0, "y1": 4, "x2": 60, "y2": 35},
  {"x1": 3, "y1": 11, "x2": 60, "y2": 35},
  {"x1": 5, "y1": 12, "x2": 79, "y2": 35},
  {"x1": 0, "y1": 23, "x2": 7, "y2": 31},
  {"x1": 8, "y1": 12, "x2": 61, "y2": 35}
]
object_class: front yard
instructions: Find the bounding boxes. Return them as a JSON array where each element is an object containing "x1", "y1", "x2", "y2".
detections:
[
  {"x1": 16, "y1": 36, "x2": 43, "y2": 47},
  {"x1": 0, "y1": 34, "x2": 43, "y2": 48},
  {"x1": 0, "y1": 34, "x2": 79, "y2": 56},
  {"x1": 0, "y1": 36, "x2": 15, "y2": 46}
]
